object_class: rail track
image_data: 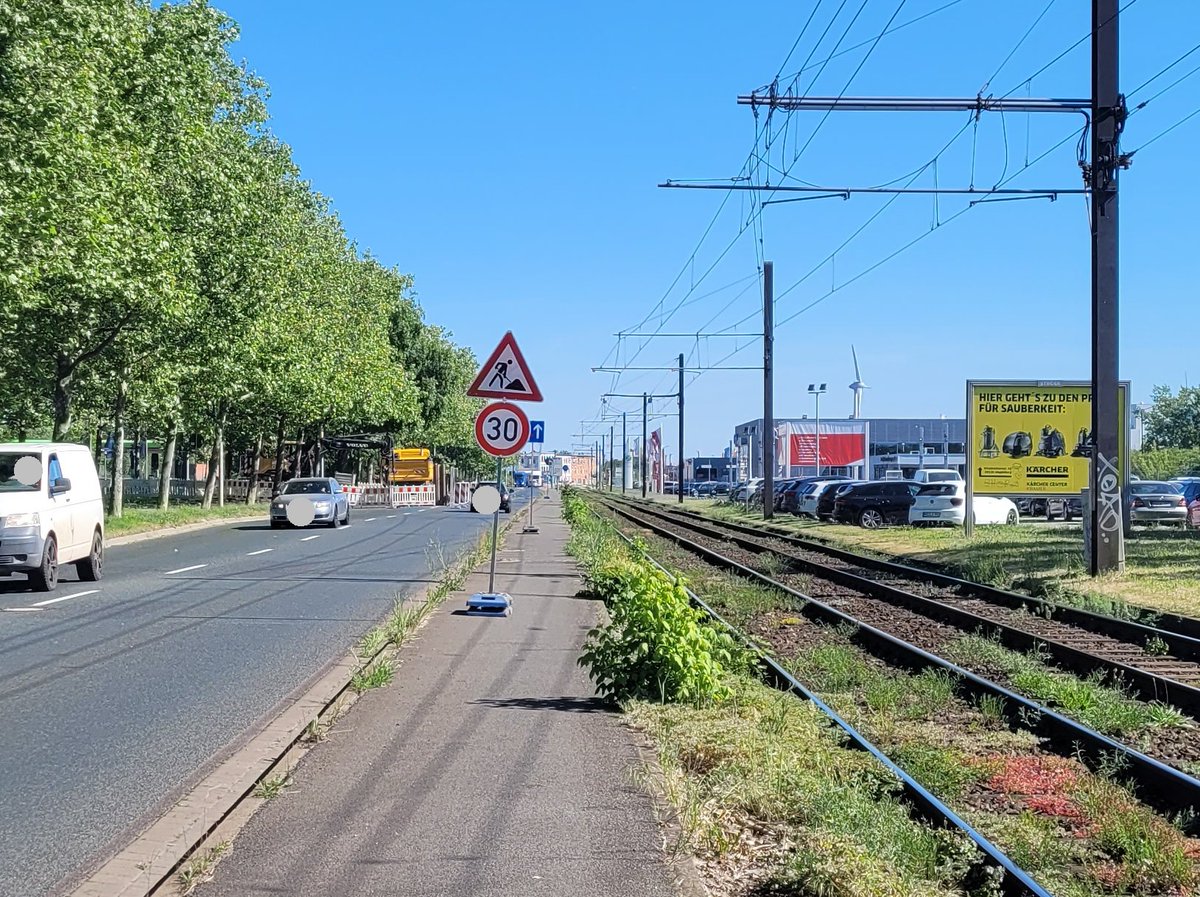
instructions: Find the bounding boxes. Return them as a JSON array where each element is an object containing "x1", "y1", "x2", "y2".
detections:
[
  {"x1": 586, "y1": 503, "x2": 1054, "y2": 897},
  {"x1": 609, "y1": 496, "x2": 1200, "y2": 717},
  {"x1": 593, "y1": 493, "x2": 1200, "y2": 829}
]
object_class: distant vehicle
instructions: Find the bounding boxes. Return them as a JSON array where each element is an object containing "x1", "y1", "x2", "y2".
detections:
[
  {"x1": 1021, "y1": 497, "x2": 1080, "y2": 521},
  {"x1": 711, "y1": 482, "x2": 731, "y2": 497},
  {"x1": 910, "y1": 483, "x2": 1019, "y2": 526},
  {"x1": 816, "y1": 481, "x2": 864, "y2": 521},
  {"x1": 1170, "y1": 477, "x2": 1200, "y2": 506},
  {"x1": 271, "y1": 477, "x2": 350, "y2": 528},
  {"x1": 471, "y1": 481, "x2": 511, "y2": 513},
  {"x1": 912, "y1": 468, "x2": 963, "y2": 485},
  {"x1": 390, "y1": 447, "x2": 434, "y2": 485},
  {"x1": 0, "y1": 442, "x2": 105, "y2": 591},
  {"x1": 1129, "y1": 481, "x2": 1186, "y2": 526},
  {"x1": 663, "y1": 481, "x2": 678, "y2": 495},
  {"x1": 882, "y1": 469, "x2": 906, "y2": 481},
  {"x1": 797, "y1": 479, "x2": 852, "y2": 518},
  {"x1": 833, "y1": 481, "x2": 921, "y2": 528},
  {"x1": 693, "y1": 482, "x2": 717, "y2": 498}
]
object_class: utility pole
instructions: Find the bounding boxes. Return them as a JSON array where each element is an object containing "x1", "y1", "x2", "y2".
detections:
[
  {"x1": 609, "y1": 425, "x2": 614, "y2": 491},
  {"x1": 641, "y1": 392, "x2": 649, "y2": 499},
  {"x1": 677, "y1": 352, "x2": 685, "y2": 505},
  {"x1": 622, "y1": 411, "x2": 627, "y2": 493},
  {"x1": 763, "y1": 261, "x2": 774, "y2": 519},
  {"x1": 1090, "y1": 0, "x2": 1125, "y2": 574}
]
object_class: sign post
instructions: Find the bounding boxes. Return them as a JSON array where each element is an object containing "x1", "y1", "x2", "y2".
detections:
[
  {"x1": 465, "y1": 333, "x2": 542, "y2": 617},
  {"x1": 525, "y1": 421, "x2": 544, "y2": 534}
]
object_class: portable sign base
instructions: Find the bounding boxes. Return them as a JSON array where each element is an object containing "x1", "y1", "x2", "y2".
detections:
[
  {"x1": 523, "y1": 481, "x2": 538, "y2": 533},
  {"x1": 465, "y1": 592, "x2": 512, "y2": 617}
]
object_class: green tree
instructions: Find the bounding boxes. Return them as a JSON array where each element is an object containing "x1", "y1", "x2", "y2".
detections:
[{"x1": 1143, "y1": 385, "x2": 1200, "y2": 450}]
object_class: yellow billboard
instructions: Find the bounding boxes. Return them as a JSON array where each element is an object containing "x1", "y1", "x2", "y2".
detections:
[{"x1": 967, "y1": 381, "x2": 1128, "y2": 495}]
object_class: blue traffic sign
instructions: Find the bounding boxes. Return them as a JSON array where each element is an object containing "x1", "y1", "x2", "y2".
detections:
[{"x1": 529, "y1": 420, "x2": 545, "y2": 444}]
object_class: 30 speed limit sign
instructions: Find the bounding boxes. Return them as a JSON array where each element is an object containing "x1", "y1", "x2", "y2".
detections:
[{"x1": 475, "y1": 402, "x2": 531, "y2": 457}]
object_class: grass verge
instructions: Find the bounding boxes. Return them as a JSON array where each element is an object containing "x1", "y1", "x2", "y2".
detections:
[{"x1": 105, "y1": 501, "x2": 267, "y2": 538}]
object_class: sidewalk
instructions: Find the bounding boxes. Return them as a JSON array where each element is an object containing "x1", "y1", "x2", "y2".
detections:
[{"x1": 198, "y1": 493, "x2": 682, "y2": 897}]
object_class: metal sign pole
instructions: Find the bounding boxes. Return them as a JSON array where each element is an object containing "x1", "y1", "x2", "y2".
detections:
[{"x1": 488, "y1": 456, "x2": 500, "y2": 592}]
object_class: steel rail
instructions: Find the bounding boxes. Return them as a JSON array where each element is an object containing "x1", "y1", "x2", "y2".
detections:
[
  {"x1": 594, "y1": 496, "x2": 1200, "y2": 829},
  {"x1": 613, "y1": 498, "x2": 1200, "y2": 717},
  {"x1": 587, "y1": 503, "x2": 1053, "y2": 897}
]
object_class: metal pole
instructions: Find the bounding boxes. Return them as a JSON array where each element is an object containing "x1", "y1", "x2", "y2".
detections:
[
  {"x1": 814, "y1": 391, "x2": 821, "y2": 477},
  {"x1": 622, "y1": 411, "x2": 627, "y2": 493},
  {"x1": 1090, "y1": 0, "x2": 1125, "y2": 574},
  {"x1": 641, "y1": 393, "x2": 648, "y2": 499},
  {"x1": 763, "y1": 261, "x2": 774, "y2": 519},
  {"x1": 488, "y1": 456, "x2": 500, "y2": 593},
  {"x1": 678, "y1": 353, "x2": 685, "y2": 505},
  {"x1": 919, "y1": 426, "x2": 925, "y2": 470},
  {"x1": 609, "y1": 425, "x2": 614, "y2": 492}
]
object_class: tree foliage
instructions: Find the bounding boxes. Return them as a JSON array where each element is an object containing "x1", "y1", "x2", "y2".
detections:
[
  {"x1": 1143, "y1": 385, "x2": 1200, "y2": 451},
  {"x1": 0, "y1": 0, "x2": 484, "y2": 506}
]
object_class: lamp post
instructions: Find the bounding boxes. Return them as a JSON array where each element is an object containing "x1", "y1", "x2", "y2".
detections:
[{"x1": 808, "y1": 383, "x2": 827, "y2": 477}]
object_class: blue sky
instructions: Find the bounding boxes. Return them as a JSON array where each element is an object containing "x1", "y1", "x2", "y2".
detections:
[{"x1": 217, "y1": 0, "x2": 1199, "y2": 460}]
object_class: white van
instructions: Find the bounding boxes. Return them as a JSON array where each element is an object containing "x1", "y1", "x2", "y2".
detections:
[
  {"x1": 912, "y1": 468, "x2": 963, "y2": 485},
  {"x1": 0, "y1": 442, "x2": 105, "y2": 591}
]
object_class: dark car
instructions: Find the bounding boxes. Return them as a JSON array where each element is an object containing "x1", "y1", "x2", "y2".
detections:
[
  {"x1": 711, "y1": 482, "x2": 732, "y2": 497},
  {"x1": 815, "y1": 481, "x2": 862, "y2": 521},
  {"x1": 471, "y1": 481, "x2": 511, "y2": 513},
  {"x1": 782, "y1": 475, "x2": 851, "y2": 515},
  {"x1": 833, "y1": 481, "x2": 921, "y2": 528}
]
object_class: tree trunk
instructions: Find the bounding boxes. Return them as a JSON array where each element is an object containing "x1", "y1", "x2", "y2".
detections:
[
  {"x1": 217, "y1": 427, "x2": 225, "y2": 507},
  {"x1": 292, "y1": 430, "x2": 304, "y2": 480},
  {"x1": 247, "y1": 432, "x2": 264, "y2": 505},
  {"x1": 109, "y1": 379, "x2": 128, "y2": 518},
  {"x1": 52, "y1": 352, "x2": 74, "y2": 440},
  {"x1": 201, "y1": 409, "x2": 226, "y2": 510},
  {"x1": 159, "y1": 421, "x2": 178, "y2": 511},
  {"x1": 272, "y1": 417, "x2": 286, "y2": 495},
  {"x1": 316, "y1": 422, "x2": 325, "y2": 477}
]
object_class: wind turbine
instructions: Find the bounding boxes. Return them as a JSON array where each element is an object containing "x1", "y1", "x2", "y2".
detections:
[{"x1": 849, "y1": 345, "x2": 868, "y2": 419}]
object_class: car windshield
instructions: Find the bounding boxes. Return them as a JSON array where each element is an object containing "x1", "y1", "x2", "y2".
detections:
[
  {"x1": 283, "y1": 479, "x2": 332, "y2": 495},
  {"x1": 1131, "y1": 482, "x2": 1180, "y2": 495},
  {"x1": 927, "y1": 473, "x2": 958, "y2": 482},
  {"x1": 0, "y1": 452, "x2": 41, "y2": 493}
]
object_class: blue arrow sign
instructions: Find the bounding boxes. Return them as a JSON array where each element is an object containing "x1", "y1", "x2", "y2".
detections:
[{"x1": 529, "y1": 420, "x2": 545, "y2": 444}]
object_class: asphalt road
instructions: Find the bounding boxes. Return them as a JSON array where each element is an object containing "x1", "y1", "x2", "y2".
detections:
[{"x1": 0, "y1": 493, "x2": 530, "y2": 897}]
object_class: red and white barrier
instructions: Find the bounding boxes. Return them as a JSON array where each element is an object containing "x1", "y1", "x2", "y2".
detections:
[{"x1": 391, "y1": 484, "x2": 436, "y2": 506}]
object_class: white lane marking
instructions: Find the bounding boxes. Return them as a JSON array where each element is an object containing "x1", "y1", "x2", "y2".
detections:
[
  {"x1": 300, "y1": 535, "x2": 320, "y2": 542},
  {"x1": 32, "y1": 589, "x2": 100, "y2": 607},
  {"x1": 364, "y1": 517, "x2": 376, "y2": 522},
  {"x1": 246, "y1": 548, "x2": 274, "y2": 556},
  {"x1": 386, "y1": 515, "x2": 396, "y2": 518},
  {"x1": 165, "y1": 564, "x2": 208, "y2": 575},
  {"x1": 4, "y1": 607, "x2": 41, "y2": 613}
]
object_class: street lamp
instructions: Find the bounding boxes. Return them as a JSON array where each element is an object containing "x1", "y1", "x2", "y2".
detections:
[{"x1": 808, "y1": 383, "x2": 827, "y2": 477}]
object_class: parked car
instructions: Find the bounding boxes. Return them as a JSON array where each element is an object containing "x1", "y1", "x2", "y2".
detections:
[
  {"x1": 663, "y1": 481, "x2": 678, "y2": 495},
  {"x1": 778, "y1": 479, "x2": 814, "y2": 514},
  {"x1": 1171, "y1": 477, "x2": 1200, "y2": 506},
  {"x1": 1128, "y1": 481, "x2": 1187, "y2": 526},
  {"x1": 911, "y1": 468, "x2": 963, "y2": 485},
  {"x1": 909, "y1": 482, "x2": 1020, "y2": 526},
  {"x1": 712, "y1": 482, "x2": 732, "y2": 497},
  {"x1": 816, "y1": 481, "x2": 864, "y2": 521},
  {"x1": 797, "y1": 478, "x2": 853, "y2": 518},
  {"x1": 833, "y1": 481, "x2": 921, "y2": 528},
  {"x1": 0, "y1": 442, "x2": 105, "y2": 591},
  {"x1": 470, "y1": 480, "x2": 512, "y2": 513},
  {"x1": 772, "y1": 478, "x2": 798, "y2": 511},
  {"x1": 271, "y1": 477, "x2": 351, "y2": 528},
  {"x1": 691, "y1": 481, "x2": 717, "y2": 498}
]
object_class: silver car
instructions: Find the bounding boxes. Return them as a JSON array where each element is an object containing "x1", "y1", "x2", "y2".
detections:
[
  {"x1": 270, "y1": 477, "x2": 350, "y2": 528},
  {"x1": 1129, "y1": 481, "x2": 1187, "y2": 526}
]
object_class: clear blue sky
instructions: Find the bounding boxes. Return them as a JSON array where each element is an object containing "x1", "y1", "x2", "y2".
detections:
[{"x1": 218, "y1": 0, "x2": 1199, "y2": 460}]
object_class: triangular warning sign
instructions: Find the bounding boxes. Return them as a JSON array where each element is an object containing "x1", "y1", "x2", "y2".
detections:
[{"x1": 467, "y1": 331, "x2": 543, "y2": 402}]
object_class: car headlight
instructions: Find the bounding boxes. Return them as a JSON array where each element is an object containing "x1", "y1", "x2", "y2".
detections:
[
  {"x1": 3, "y1": 512, "x2": 40, "y2": 528},
  {"x1": 313, "y1": 501, "x2": 331, "y2": 510},
  {"x1": 272, "y1": 502, "x2": 285, "y2": 510}
]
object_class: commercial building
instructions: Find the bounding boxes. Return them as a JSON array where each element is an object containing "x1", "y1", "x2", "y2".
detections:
[{"x1": 732, "y1": 417, "x2": 967, "y2": 481}]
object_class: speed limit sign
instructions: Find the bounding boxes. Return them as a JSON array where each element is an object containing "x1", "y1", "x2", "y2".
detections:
[{"x1": 475, "y1": 402, "x2": 531, "y2": 457}]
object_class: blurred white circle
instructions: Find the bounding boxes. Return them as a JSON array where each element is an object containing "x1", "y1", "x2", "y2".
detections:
[
  {"x1": 15, "y1": 456, "x2": 41, "y2": 486},
  {"x1": 286, "y1": 497, "x2": 316, "y2": 527},
  {"x1": 472, "y1": 485, "x2": 501, "y2": 515}
]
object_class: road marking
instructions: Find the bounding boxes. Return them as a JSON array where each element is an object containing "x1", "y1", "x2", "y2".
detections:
[
  {"x1": 32, "y1": 589, "x2": 100, "y2": 607},
  {"x1": 3, "y1": 607, "x2": 41, "y2": 613},
  {"x1": 386, "y1": 515, "x2": 396, "y2": 518},
  {"x1": 165, "y1": 564, "x2": 208, "y2": 575},
  {"x1": 246, "y1": 548, "x2": 274, "y2": 556},
  {"x1": 364, "y1": 517, "x2": 376, "y2": 522},
  {"x1": 300, "y1": 535, "x2": 320, "y2": 542}
]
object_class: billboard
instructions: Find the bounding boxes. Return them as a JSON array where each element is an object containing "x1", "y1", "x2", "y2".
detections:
[
  {"x1": 967, "y1": 381, "x2": 1129, "y2": 495},
  {"x1": 774, "y1": 420, "x2": 869, "y2": 476},
  {"x1": 649, "y1": 429, "x2": 663, "y2": 491}
]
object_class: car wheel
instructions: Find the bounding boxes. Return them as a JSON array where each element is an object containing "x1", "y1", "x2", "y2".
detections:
[
  {"x1": 859, "y1": 509, "x2": 884, "y2": 529},
  {"x1": 344, "y1": 505, "x2": 351, "y2": 524},
  {"x1": 75, "y1": 529, "x2": 104, "y2": 582},
  {"x1": 1006, "y1": 509, "x2": 1019, "y2": 525},
  {"x1": 29, "y1": 534, "x2": 58, "y2": 592},
  {"x1": 330, "y1": 510, "x2": 341, "y2": 528}
]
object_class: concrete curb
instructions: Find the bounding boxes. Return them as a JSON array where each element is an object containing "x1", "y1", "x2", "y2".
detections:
[{"x1": 106, "y1": 513, "x2": 267, "y2": 548}]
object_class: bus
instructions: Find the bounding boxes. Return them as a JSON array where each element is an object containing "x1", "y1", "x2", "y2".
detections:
[{"x1": 389, "y1": 448, "x2": 434, "y2": 484}]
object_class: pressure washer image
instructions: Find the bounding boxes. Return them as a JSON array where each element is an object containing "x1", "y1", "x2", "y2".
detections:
[
  {"x1": 1071, "y1": 427, "x2": 1093, "y2": 458},
  {"x1": 1035, "y1": 426, "x2": 1067, "y2": 458},
  {"x1": 979, "y1": 426, "x2": 1000, "y2": 459},
  {"x1": 1002, "y1": 431, "x2": 1033, "y2": 459}
]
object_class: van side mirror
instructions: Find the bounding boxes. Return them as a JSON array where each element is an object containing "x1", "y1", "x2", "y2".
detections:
[{"x1": 51, "y1": 477, "x2": 72, "y2": 495}]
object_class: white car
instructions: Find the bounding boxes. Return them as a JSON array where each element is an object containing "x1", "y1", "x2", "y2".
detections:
[
  {"x1": 909, "y1": 482, "x2": 1019, "y2": 527},
  {"x1": 797, "y1": 479, "x2": 851, "y2": 519},
  {"x1": 911, "y1": 468, "x2": 964, "y2": 485},
  {"x1": 0, "y1": 442, "x2": 105, "y2": 590}
]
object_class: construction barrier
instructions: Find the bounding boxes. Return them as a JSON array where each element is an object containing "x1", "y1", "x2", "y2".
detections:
[{"x1": 392, "y1": 484, "x2": 437, "y2": 507}]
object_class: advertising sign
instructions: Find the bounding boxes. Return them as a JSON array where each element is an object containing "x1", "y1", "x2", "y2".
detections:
[
  {"x1": 967, "y1": 381, "x2": 1129, "y2": 495},
  {"x1": 773, "y1": 420, "x2": 869, "y2": 477},
  {"x1": 650, "y1": 429, "x2": 663, "y2": 491}
]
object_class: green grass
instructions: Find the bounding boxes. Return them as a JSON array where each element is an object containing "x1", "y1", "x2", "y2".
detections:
[
  {"x1": 252, "y1": 772, "x2": 291, "y2": 800},
  {"x1": 104, "y1": 501, "x2": 267, "y2": 537},
  {"x1": 350, "y1": 661, "x2": 394, "y2": 693},
  {"x1": 944, "y1": 635, "x2": 1192, "y2": 737}
]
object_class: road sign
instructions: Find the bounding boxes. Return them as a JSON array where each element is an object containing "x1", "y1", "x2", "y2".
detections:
[
  {"x1": 529, "y1": 420, "x2": 545, "y2": 444},
  {"x1": 467, "y1": 332, "x2": 543, "y2": 402},
  {"x1": 475, "y1": 402, "x2": 531, "y2": 457}
]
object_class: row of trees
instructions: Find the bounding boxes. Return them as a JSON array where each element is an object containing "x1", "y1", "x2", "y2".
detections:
[{"x1": 0, "y1": 1, "x2": 489, "y2": 513}]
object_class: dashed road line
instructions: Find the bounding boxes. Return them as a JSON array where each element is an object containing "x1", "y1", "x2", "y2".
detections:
[
  {"x1": 246, "y1": 548, "x2": 274, "y2": 556},
  {"x1": 32, "y1": 590, "x2": 100, "y2": 607},
  {"x1": 300, "y1": 535, "x2": 320, "y2": 542},
  {"x1": 3, "y1": 607, "x2": 41, "y2": 613},
  {"x1": 364, "y1": 517, "x2": 376, "y2": 522},
  {"x1": 165, "y1": 564, "x2": 208, "y2": 575}
]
